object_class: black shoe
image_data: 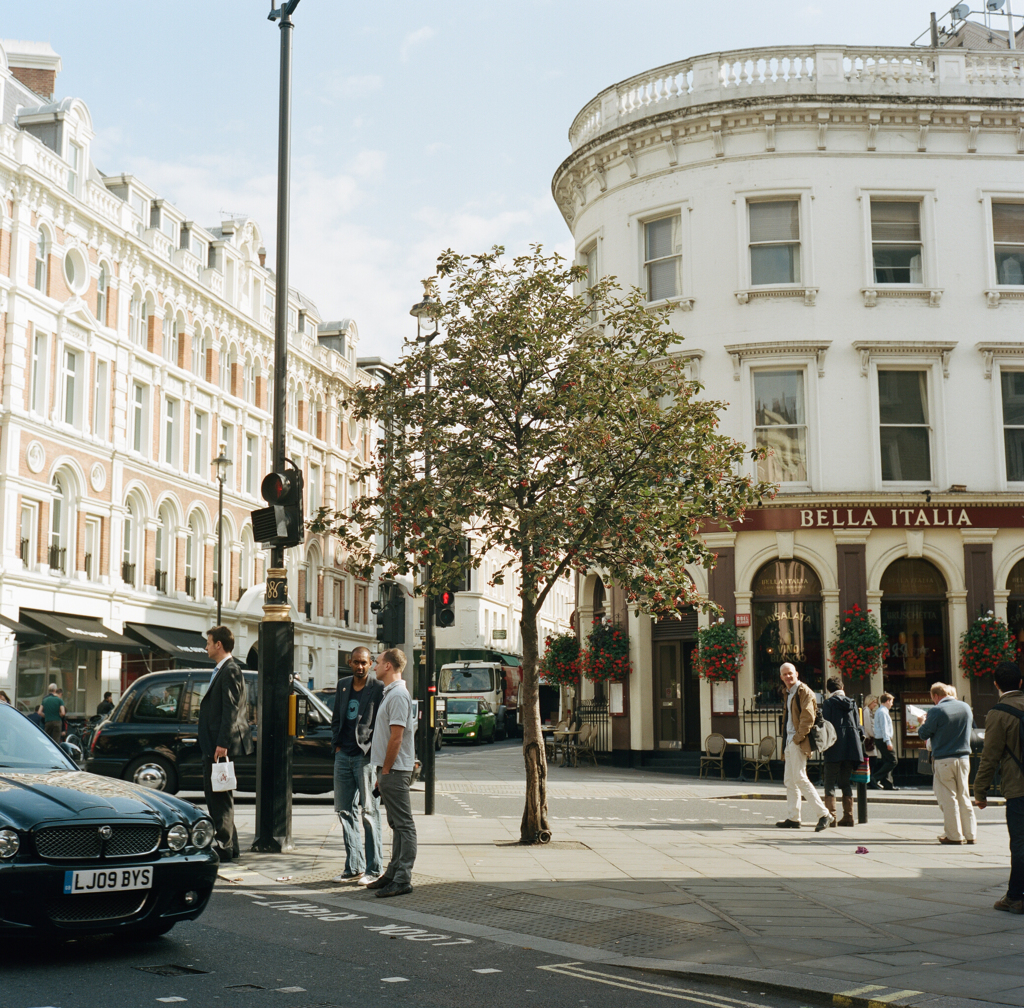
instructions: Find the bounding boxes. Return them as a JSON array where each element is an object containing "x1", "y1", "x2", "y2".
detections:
[
  {"x1": 815, "y1": 814, "x2": 834, "y2": 833},
  {"x1": 375, "y1": 882, "x2": 413, "y2": 898},
  {"x1": 364, "y1": 875, "x2": 395, "y2": 891},
  {"x1": 775, "y1": 819, "x2": 801, "y2": 828}
]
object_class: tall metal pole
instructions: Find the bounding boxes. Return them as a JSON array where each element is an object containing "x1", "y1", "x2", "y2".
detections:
[
  {"x1": 423, "y1": 352, "x2": 435, "y2": 816},
  {"x1": 253, "y1": 0, "x2": 300, "y2": 854},
  {"x1": 216, "y1": 473, "x2": 224, "y2": 625}
]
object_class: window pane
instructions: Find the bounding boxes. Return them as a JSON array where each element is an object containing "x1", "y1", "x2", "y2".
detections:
[
  {"x1": 1006, "y1": 428, "x2": 1024, "y2": 482},
  {"x1": 871, "y1": 201, "x2": 920, "y2": 242},
  {"x1": 880, "y1": 426, "x2": 931, "y2": 481},
  {"x1": 756, "y1": 426, "x2": 807, "y2": 482},
  {"x1": 996, "y1": 249, "x2": 1024, "y2": 285},
  {"x1": 873, "y1": 246, "x2": 921, "y2": 284},
  {"x1": 647, "y1": 259, "x2": 678, "y2": 301},
  {"x1": 134, "y1": 680, "x2": 183, "y2": 722},
  {"x1": 750, "y1": 244, "x2": 799, "y2": 285},
  {"x1": 754, "y1": 370, "x2": 804, "y2": 426},
  {"x1": 748, "y1": 200, "x2": 799, "y2": 243},
  {"x1": 993, "y1": 203, "x2": 1024, "y2": 244},
  {"x1": 1002, "y1": 371, "x2": 1024, "y2": 425},
  {"x1": 879, "y1": 370, "x2": 928, "y2": 424},
  {"x1": 645, "y1": 217, "x2": 676, "y2": 261}
]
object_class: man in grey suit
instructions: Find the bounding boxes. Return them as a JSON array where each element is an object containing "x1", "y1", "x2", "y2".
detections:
[
  {"x1": 199, "y1": 626, "x2": 253, "y2": 862},
  {"x1": 918, "y1": 682, "x2": 976, "y2": 845}
]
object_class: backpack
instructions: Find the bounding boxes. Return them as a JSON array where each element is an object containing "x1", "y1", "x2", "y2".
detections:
[
  {"x1": 810, "y1": 707, "x2": 837, "y2": 754},
  {"x1": 992, "y1": 703, "x2": 1024, "y2": 771}
]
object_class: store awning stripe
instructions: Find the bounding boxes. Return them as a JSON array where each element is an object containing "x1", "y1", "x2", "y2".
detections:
[{"x1": 18, "y1": 610, "x2": 145, "y2": 652}]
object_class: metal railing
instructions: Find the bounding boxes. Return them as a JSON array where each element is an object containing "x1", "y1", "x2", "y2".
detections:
[
  {"x1": 20, "y1": 538, "x2": 29, "y2": 565},
  {"x1": 83, "y1": 551, "x2": 92, "y2": 579},
  {"x1": 121, "y1": 561, "x2": 135, "y2": 585},
  {"x1": 578, "y1": 700, "x2": 610, "y2": 753},
  {"x1": 184, "y1": 575, "x2": 197, "y2": 599},
  {"x1": 154, "y1": 569, "x2": 167, "y2": 593},
  {"x1": 48, "y1": 545, "x2": 66, "y2": 573}
]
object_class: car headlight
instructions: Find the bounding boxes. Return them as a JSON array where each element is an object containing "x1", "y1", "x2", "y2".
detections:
[
  {"x1": 167, "y1": 824, "x2": 189, "y2": 851},
  {"x1": 190, "y1": 819, "x2": 215, "y2": 848},
  {"x1": 0, "y1": 828, "x2": 20, "y2": 858}
]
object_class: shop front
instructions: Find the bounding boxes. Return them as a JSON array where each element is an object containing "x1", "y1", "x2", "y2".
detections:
[
  {"x1": 122, "y1": 623, "x2": 215, "y2": 688},
  {"x1": 652, "y1": 608, "x2": 699, "y2": 749}
]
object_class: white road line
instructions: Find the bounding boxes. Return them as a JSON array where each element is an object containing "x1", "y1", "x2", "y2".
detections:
[
  {"x1": 381, "y1": 977, "x2": 409, "y2": 983},
  {"x1": 538, "y1": 963, "x2": 776, "y2": 1008},
  {"x1": 473, "y1": 968, "x2": 503, "y2": 973}
]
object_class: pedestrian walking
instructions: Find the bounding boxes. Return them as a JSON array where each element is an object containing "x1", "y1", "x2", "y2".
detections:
[
  {"x1": 198, "y1": 626, "x2": 253, "y2": 862},
  {"x1": 330, "y1": 646, "x2": 385, "y2": 885},
  {"x1": 975, "y1": 661, "x2": 1024, "y2": 914},
  {"x1": 917, "y1": 682, "x2": 976, "y2": 845},
  {"x1": 873, "y1": 693, "x2": 899, "y2": 790},
  {"x1": 96, "y1": 692, "x2": 115, "y2": 717},
  {"x1": 365, "y1": 648, "x2": 417, "y2": 898},
  {"x1": 40, "y1": 684, "x2": 64, "y2": 743},
  {"x1": 821, "y1": 676, "x2": 864, "y2": 828},
  {"x1": 0, "y1": 690, "x2": 10, "y2": 704},
  {"x1": 776, "y1": 663, "x2": 831, "y2": 832}
]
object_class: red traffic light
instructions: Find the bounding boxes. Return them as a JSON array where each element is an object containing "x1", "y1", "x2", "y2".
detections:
[
  {"x1": 261, "y1": 471, "x2": 295, "y2": 505},
  {"x1": 439, "y1": 590, "x2": 455, "y2": 607}
]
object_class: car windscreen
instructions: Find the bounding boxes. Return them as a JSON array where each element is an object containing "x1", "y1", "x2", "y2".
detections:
[
  {"x1": 438, "y1": 667, "x2": 494, "y2": 693},
  {"x1": 446, "y1": 700, "x2": 480, "y2": 715},
  {"x1": 0, "y1": 705, "x2": 76, "y2": 771}
]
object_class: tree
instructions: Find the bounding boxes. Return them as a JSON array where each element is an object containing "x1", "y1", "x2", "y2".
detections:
[{"x1": 311, "y1": 246, "x2": 773, "y2": 843}]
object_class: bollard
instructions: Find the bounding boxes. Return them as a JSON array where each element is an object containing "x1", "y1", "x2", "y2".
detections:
[{"x1": 857, "y1": 781, "x2": 868, "y2": 823}]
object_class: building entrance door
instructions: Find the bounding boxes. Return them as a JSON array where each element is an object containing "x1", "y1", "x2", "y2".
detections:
[{"x1": 655, "y1": 641, "x2": 699, "y2": 749}]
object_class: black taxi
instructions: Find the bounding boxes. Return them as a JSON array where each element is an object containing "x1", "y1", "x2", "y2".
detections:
[{"x1": 83, "y1": 669, "x2": 335, "y2": 795}]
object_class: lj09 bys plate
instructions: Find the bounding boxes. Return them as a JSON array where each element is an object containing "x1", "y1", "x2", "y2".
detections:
[{"x1": 63, "y1": 866, "x2": 153, "y2": 895}]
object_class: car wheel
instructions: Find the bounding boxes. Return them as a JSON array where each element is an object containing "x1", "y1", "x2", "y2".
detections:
[
  {"x1": 434, "y1": 731, "x2": 442, "y2": 751},
  {"x1": 125, "y1": 755, "x2": 178, "y2": 795}
]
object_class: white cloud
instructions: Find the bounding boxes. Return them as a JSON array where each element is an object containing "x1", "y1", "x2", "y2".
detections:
[{"x1": 399, "y1": 26, "x2": 435, "y2": 61}]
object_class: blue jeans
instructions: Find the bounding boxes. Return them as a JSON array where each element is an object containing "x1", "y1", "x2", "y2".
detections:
[
  {"x1": 1006, "y1": 795, "x2": 1024, "y2": 901},
  {"x1": 333, "y1": 750, "x2": 382, "y2": 876}
]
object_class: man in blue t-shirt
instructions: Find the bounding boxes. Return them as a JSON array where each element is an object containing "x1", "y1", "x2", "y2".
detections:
[{"x1": 40, "y1": 684, "x2": 65, "y2": 742}]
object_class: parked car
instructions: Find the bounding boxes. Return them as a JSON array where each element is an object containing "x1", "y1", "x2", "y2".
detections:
[
  {"x1": 313, "y1": 686, "x2": 337, "y2": 713},
  {"x1": 83, "y1": 669, "x2": 335, "y2": 795},
  {"x1": 441, "y1": 699, "x2": 496, "y2": 745},
  {"x1": 0, "y1": 702, "x2": 217, "y2": 938}
]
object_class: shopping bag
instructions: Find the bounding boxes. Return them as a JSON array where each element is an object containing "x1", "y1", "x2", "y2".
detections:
[
  {"x1": 850, "y1": 756, "x2": 871, "y2": 785},
  {"x1": 210, "y1": 757, "x2": 236, "y2": 792}
]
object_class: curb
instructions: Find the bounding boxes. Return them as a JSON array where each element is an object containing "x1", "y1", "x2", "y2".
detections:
[{"x1": 711, "y1": 792, "x2": 1006, "y2": 807}]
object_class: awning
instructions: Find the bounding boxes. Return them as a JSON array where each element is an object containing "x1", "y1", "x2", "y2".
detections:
[
  {"x1": 0, "y1": 614, "x2": 50, "y2": 645},
  {"x1": 124, "y1": 623, "x2": 215, "y2": 666},
  {"x1": 19, "y1": 610, "x2": 145, "y2": 652},
  {"x1": 492, "y1": 652, "x2": 522, "y2": 667}
]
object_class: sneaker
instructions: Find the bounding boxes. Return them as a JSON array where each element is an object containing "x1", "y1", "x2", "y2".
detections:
[
  {"x1": 775, "y1": 819, "x2": 801, "y2": 828},
  {"x1": 815, "y1": 814, "x2": 835, "y2": 833},
  {"x1": 358, "y1": 873, "x2": 380, "y2": 886},
  {"x1": 937, "y1": 836, "x2": 963, "y2": 845},
  {"x1": 364, "y1": 874, "x2": 395, "y2": 890},
  {"x1": 331, "y1": 870, "x2": 362, "y2": 882},
  {"x1": 375, "y1": 881, "x2": 413, "y2": 898},
  {"x1": 994, "y1": 897, "x2": 1024, "y2": 914}
]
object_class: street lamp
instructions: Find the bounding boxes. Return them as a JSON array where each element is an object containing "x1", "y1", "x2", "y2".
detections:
[
  {"x1": 213, "y1": 445, "x2": 232, "y2": 625},
  {"x1": 410, "y1": 290, "x2": 440, "y2": 816}
]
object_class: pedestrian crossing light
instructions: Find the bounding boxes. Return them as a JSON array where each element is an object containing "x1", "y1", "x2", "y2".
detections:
[
  {"x1": 250, "y1": 462, "x2": 305, "y2": 548},
  {"x1": 435, "y1": 588, "x2": 456, "y2": 628}
]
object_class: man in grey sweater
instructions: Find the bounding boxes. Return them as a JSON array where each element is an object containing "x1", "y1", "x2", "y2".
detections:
[{"x1": 918, "y1": 682, "x2": 976, "y2": 845}]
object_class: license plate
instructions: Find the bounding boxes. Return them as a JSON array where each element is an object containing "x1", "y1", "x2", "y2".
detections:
[
  {"x1": 64, "y1": 866, "x2": 152, "y2": 895},
  {"x1": 443, "y1": 727, "x2": 460, "y2": 734}
]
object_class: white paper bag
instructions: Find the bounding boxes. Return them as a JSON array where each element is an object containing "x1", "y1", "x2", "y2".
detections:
[{"x1": 210, "y1": 758, "x2": 236, "y2": 792}]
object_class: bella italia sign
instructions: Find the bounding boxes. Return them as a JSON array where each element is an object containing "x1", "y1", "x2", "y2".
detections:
[{"x1": 732, "y1": 506, "x2": 1024, "y2": 531}]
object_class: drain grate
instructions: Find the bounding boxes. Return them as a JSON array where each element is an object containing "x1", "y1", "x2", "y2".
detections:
[{"x1": 134, "y1": 965, "x2": 210, "y2": 977}]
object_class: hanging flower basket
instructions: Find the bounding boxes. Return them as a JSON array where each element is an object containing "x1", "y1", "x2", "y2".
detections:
[
  {"x1": 581, "y1": 620, "x2": 631, "y2": 683},
  {"x1": 828, "y1": 604, "x2": 888, "y2": 679},
  {"x1": 539, "y1": 631, "x2": 580, "y2": 690},
  {"x1": 695, "y1": 620, "x2": 745, "y2": 682},
  {"x1": 960, "y1": 613, "x2": 1016, "y2": 678}
]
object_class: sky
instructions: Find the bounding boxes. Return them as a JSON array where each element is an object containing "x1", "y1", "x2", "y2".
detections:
[{"x1": 2, "y1": 1, "x2": 941, "y2": 361}]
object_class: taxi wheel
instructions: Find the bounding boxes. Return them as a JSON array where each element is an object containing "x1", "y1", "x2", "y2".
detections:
[{"x1": 125, "y1": 755, "x2": 178, "y2": 795}]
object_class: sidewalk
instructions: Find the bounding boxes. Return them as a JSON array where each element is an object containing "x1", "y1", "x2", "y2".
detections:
[{"x1": 222, "y1": 771, "x2": 1022, "y2": 1008}]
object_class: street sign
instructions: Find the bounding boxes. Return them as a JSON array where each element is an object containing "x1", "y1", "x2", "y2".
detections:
[{"x1": 491, "y1": 629, "x2": 507, "y2": 639}]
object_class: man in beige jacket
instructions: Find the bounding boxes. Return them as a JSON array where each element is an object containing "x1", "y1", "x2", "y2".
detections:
[{"x1": 776, "y1": 663, "x2": 831, "y2": 831}]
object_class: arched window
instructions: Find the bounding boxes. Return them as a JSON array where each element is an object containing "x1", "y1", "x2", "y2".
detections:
[
  {"x1": 49, "y1": 476, "x2": 67, "y2": 573},
  {"x1": 752, "y1": 559, "x2": 823, "y2": 703},
  {"x1": 122, "y1": 501, "x2": 137, "y2": 586},
  {"x1": 239, "y1": 528, "x2": 255, "y2": 597},
  {"x1": 96, "y1": 263, "x2": 109, "y2": 323},
  {"x1": 163, "y1": 309, "x2": 177, "y2": 362},
  {"x1": 880, "y1": 558, "x2": 948, "y2": 694},
  {"x1": 243, "y1": 354, "x2": 255, "y2": 403},
  {"x1": 184, "y1": 515, "x2": 201, "y2": 599},
  {"x1": 129, "y1": 287, "x2": 144, "y2": 344},
  {"x1": 155, "y1": 506, "x2": 172, "y2": 593},
  {"x1": 289, "y1": 384, "x2": 299, "y2": 428},
  {"x1": 191, "y1": 329, "x2": 204, "y2": 378},
  {"x1": 34, "y1": 228, "x2": 48, "y2": 292},
  {"x1": 218, "y1": 344, "x2": 229, "y2": 389}
]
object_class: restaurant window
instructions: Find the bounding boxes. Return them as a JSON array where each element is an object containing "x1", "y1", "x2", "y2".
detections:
[
  {"x1": 880, "y1": 558, "x2": 948, "y2": 698},
  {"x1": 751, "y1": 559, "x2": 823, "y2": 704}
]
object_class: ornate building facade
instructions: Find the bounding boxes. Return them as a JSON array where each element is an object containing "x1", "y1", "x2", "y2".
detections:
[
  {"x1": 0, "y1": 40, "x2": 380, "y2": 719},
  {"x1": 553, "y1": 39, "x2": 1024, "y2": 760}
]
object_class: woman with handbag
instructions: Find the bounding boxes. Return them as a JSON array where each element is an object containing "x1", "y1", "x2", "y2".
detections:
[{"x1": 821, "y1": 677, "x2": 865, "y2": 827}]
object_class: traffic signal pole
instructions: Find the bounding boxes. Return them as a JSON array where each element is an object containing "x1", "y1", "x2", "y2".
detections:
[{"x1": 252, "y1": 0, "x2": 300, "y2": 854}]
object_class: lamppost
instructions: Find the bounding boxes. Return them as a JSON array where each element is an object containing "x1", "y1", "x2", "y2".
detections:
[
  {"x1": 212, "y1": 445, "x2": 231, "y2": 625},
  {"x1": 410, "y1": 290, "x2": 440, "y2": 816}
]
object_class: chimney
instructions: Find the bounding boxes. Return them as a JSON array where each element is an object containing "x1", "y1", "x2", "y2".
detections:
[
  {"x1": 1, "y1": 40, "x2": 62, "y2": 100},
  {"x1": 258, "y1": 246, "x2": 267, "y2": 267}
]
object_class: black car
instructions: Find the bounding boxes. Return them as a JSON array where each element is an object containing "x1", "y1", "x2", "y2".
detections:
[
  {"x1": 0, "y1": 702, "x2": 217, "y2": 938},
  {"x1": 84, "y1": 669, "x2": 335, "y2": 795}
]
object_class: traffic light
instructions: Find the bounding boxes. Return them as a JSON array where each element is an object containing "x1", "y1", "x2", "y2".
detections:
[
  {"x1": 375, "y1": 581, "x2": 406, "y2": 645},
  {"x1": 250, "y1": 462, "x2": 305, "y2": 548},
  {"x1": 435, "y1": 588, "x2": 456, "y2": 628}
]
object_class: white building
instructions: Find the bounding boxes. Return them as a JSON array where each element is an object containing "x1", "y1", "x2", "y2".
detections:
[
  {"x1": 552, "y1": 38, "x2": 1024, "y2": 761},
  {"x1": 0, "y1": 40, "x2": 380, "y2": 719}
]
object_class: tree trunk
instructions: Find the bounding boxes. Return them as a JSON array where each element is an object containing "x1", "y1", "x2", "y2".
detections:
[{"x1": 519, "y1": 596, "x2": 550, "y2": 844}]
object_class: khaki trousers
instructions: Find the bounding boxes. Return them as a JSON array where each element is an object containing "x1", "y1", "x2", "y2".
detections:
[
  {"x1": 933, "y1": 755, "x2": 976, "y2": 842},
  {"x1": 784, "y1": 741, "x2": 827, "y2": 822}
]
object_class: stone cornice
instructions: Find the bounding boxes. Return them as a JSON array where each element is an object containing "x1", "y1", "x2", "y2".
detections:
[{"x1": 724, "y1": 340, "x2": 831, "y2": 380}]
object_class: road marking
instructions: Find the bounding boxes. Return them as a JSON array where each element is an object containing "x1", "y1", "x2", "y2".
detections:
[
  {"x1": 275, "y1": 987, "x2": 306, "y2": 993},
  {"x1": 381, "y1": 977, "x2": 409, "y2": 983},
  {"x1": 473, "y1": 968, "x2": 502, "y2": 973},
  {"x1": 538, "y1": 963, "x2": 775, "y2": 1008},
  {"x1": 156, "y1": 1000, "x2": 188, "y2": 1004}
]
